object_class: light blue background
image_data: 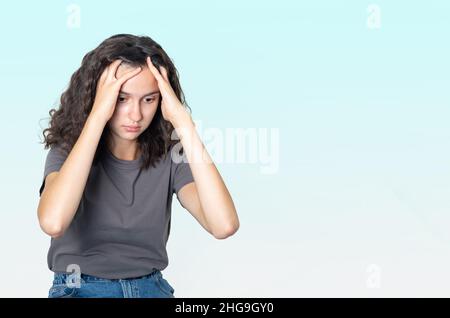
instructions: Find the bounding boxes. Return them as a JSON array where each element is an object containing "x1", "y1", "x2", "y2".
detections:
[{"x1": 1, "y1": 0, "x2": 449, "y2": 296}]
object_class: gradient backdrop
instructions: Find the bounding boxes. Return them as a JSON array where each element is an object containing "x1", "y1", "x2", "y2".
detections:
[{"x1": 0, "y1": 0, "x2": 449, "y2": 297}]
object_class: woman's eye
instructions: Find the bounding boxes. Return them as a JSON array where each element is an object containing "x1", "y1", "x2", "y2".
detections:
[
  {"x1": 145, "y1": 98, "x2": 155, "y2": 103},
  {"x1": 118, "y1": 97, "x2": 126, "y2": 103}
]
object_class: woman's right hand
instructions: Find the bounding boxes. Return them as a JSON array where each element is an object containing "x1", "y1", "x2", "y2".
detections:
[{"x1": 90, "y1": 59, "x2": 142, "y2": 123}]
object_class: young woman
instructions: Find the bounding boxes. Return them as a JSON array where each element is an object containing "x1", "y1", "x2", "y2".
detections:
[{"x1": 37, "y1": 34, "x2": 239, "y2": 298}]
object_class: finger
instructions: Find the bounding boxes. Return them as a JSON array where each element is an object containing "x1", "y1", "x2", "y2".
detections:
[
  {"x1": 107, "y1": 59, "x2": 124, "y2": 80},
  {"x1": 116, "y1": 66, "x2": 142, "y2": 85},
  {"x1": 146, "y1": 56, "x2": 164, "y2": 82},
  {"x1": 159, "y1": 66, "x2": 169, "y2": 82},
  {"x1": 97, "y1": 67, "x2": 109, "y2": 88}
]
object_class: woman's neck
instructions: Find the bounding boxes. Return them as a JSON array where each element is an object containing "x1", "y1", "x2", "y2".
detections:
[{"x1": 106, "y1": 137, "x2": 141, "y2": 161}]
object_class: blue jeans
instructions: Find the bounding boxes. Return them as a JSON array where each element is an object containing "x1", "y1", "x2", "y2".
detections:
[{"x1": 48, "y1": 270, "x2": 175, "y2": 298}]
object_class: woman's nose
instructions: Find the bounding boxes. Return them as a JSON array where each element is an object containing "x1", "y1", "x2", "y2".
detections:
[{"x1": 129, "y1": 101, "x2": 143, "y2": 122}]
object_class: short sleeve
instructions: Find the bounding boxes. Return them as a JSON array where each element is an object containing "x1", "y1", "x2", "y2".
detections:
[
  {"x1": 39, "y1": 145, "x2": 68, "y2": 197},
  {"x1": 171, "y1": 150, "x2": 194, "y2": 195}
]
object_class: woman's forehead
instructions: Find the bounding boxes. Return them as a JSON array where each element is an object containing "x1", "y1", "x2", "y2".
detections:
[{"x1": 116, "y1": 64, "x2": 158, "y2": 94}]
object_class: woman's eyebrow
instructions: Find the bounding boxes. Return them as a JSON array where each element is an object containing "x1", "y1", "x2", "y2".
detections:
[{"x1": 119, "y1": 90, "x2": 160, "y2": 97}]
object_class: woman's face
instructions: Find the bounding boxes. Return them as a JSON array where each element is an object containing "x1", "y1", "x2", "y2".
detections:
[{"x1": 106, "y1": 63, "x2": 161, "y2": 142}]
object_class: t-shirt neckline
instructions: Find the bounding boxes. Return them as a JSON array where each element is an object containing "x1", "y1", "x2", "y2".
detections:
[{"x1": 103, "y1": 146, "x2": 143, "y2": 170}]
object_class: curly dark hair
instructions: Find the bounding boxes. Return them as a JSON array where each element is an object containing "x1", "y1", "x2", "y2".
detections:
[{"x1": 40, "y1": 34, "x2": 191, "y2": 169}]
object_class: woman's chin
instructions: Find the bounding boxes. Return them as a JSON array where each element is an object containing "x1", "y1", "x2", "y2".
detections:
[{"x1": 118, "y1": 133, "x2": 140, "y2": 141}]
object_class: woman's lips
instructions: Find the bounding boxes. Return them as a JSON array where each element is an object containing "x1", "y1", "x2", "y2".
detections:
[{"x1": 123, "y1": 125, "x2": 141, "y2": 132}]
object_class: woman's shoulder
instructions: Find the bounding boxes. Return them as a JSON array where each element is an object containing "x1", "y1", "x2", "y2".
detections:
[{"x1": 46, "y1": 143, "x2": 70, "y2": 159}]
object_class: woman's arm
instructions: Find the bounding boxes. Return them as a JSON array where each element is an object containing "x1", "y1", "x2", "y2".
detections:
[
  {"x1": 145, "y1": 57, "x2": 239, "y2": 239},
  {"x1": 175, "y1": 116, "x2": 240, "y2": 239},
  {"x1": 37, "y1": 112, "x2": 107, "y2": 238},
  {"x1": 37, "y1": 60, "x2": 141, "y2": 238}
]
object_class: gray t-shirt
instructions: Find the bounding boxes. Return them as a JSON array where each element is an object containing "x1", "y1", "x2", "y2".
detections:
[{"x1": 39, "y1": 144, "x2": 194, "y2": 279}]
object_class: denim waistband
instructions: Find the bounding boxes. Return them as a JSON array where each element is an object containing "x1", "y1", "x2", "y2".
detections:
[{"x1": 53, "y1": 269, "x2": 161, "y2": 284}]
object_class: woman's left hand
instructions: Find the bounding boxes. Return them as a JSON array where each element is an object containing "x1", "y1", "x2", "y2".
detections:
[{"x1": 146, "y1": 57, "x2": 190, "y2": 127}]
